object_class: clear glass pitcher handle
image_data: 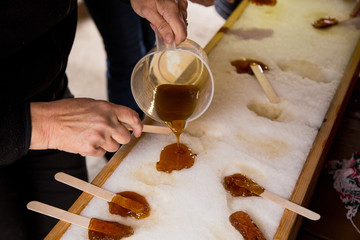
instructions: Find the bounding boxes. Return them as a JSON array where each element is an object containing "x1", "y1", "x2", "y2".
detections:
[{"x1": 155, "y1": 27, "x2": 176, "y2": 51}]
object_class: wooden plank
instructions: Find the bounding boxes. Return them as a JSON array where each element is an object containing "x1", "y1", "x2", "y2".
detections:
[
  {"x1": 273, "y1": 39, "x2": 360, "y2": 240},
  {"x1": 204, "y1": 0, "x2": 249, "y2": 54}
]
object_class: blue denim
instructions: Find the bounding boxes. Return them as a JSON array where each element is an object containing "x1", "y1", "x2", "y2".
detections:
[
  {"x1": 84, "y1": 0, "x2": 155, "y2": 114},
  {"x1": 215, "y1": 0, "x2": 242, "y2": 19}
]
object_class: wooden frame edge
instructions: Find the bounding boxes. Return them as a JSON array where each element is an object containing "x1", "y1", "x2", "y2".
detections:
[{"x1": 273, "y1": 39, "x2": 360, "y2": 240}]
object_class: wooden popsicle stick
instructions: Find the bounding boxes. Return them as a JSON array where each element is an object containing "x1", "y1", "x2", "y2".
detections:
[
  {"x1": 312, "y1": 10, "x2": 360, "y2": 29},
  {"x1": 260, "y1": 190, "x2": 320, "y2": 221},
  {"x1": 124, "y1": 123, "x2": 171, "y2": 134},
  {"x1": 250, "y1": 63, "x2": 280, "y2": 104},
  {"x1": 27, "y1": 201, "x2": 90, "y2": 229},
  {"x1": 142, "y1": 125, "x2": 172, "y2": 134},
  {"x1": 55, "y1": 172, "x2": 144, "y2": 213},
  {"x1": 55, "y1": 172, "x2": 115, "y2": 202}
]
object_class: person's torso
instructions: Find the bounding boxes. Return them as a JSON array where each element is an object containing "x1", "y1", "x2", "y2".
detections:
[{"x1": 0, "y1": 0, "x2": 78, "y2": 101}]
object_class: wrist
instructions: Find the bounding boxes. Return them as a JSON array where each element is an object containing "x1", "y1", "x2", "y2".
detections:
[{"x1": 29, "y1": 102, "x2": 53, "y2": 150}]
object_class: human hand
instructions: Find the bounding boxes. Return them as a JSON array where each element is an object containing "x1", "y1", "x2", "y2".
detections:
[
  {"x1": 130, "y1": 0, "x2": 188, "y2": 45},
  {"x1": 29, "y1": 98, "x2": 143, "y2": 157}
]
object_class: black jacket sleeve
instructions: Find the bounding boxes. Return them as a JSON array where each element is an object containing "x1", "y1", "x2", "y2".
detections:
[
  {"x1": 0, "y1": 0, "x2": 76, "y2": 58},
  {"x1": 0, "y1": 101, "x2": 31, "y2": 166},
  {"x1": 0, "y1": 0, "x2": 76, "y2": 166}
]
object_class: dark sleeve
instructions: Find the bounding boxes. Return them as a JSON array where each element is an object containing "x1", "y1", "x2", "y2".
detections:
[
  {"x1": 0, "y1": 100, "x2": 31, "y2": 166},
  {"x1": 0, "y1": 0, "x2": 76, "y2": 166},
  {"x1": 0, "y1": 1, "x2": 59, "y2": 165},
  {"x1": 0, "y1": 0, "x2": 76, "y2": 58}
]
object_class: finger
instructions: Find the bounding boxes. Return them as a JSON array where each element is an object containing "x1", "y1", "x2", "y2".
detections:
[
  {"x1": 112, "y1": 105, "x2": 143, "y2": 138},
  {"x1": 91, "y1": 147, "x2": 107, "y2": 157},
  {"x1": 178, "y1": 0, "x2": 188, "y2": 22},
  {"x1": 101, "y1": 137, "x2": 121, "y2": 153},
  {"x1": 112, "y1": 124, "x2": 133, "y2": 144},
  {"x1": 161, "y1": 2, "x2": 187, "y2": 44},
  {"x1": 140, "y1": 6, "x2": 175, "y2": 45},
  {"x1": 123, "y1": 120, "x2": 142, "y2": 138},
  {"x1": 81, "y1": 145, "x2": 107, "y2": 157},
  {"x1": 143, "y1": 1, "x2": 186, "y2": 45}
]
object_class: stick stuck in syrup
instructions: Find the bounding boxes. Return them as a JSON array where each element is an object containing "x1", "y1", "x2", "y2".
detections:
[
  {"x1": 55, "y1": 172, "x2": 147, "y2": 214},
  {"x1": 313, "y1": 1, "x2": 360, "y2": 29},
  {"x1": 27, "y1": 201, "x2": 134, "y2": 239},
  {"x1": 249, "y1": 63, "x2": 280, "y2": 104},
  {"x1": 224, "y1": 173, "x2": 320, "y2": 220},
  {"x1": 109, "y1": 191, "x2": 150, "y2": 219},
  {"x1": 231, "y1": 59, "x2": 280, "y2": 103},
  {"x1": 231, "y1": 59, "x2": 269, "y2": 75}
]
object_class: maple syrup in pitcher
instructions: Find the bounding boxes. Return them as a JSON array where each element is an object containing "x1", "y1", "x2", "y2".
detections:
[{"x1": 154, "y1": 84, "x2": 198, "y2": 173}]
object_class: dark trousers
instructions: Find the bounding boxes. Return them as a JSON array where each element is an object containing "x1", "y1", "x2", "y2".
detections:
[
  {"x1": 0, "y1": 150, "x2": 88, "y2": 240},
  {"x1": 84, "y1": 0, "x2": 155, "y2": 115}
]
